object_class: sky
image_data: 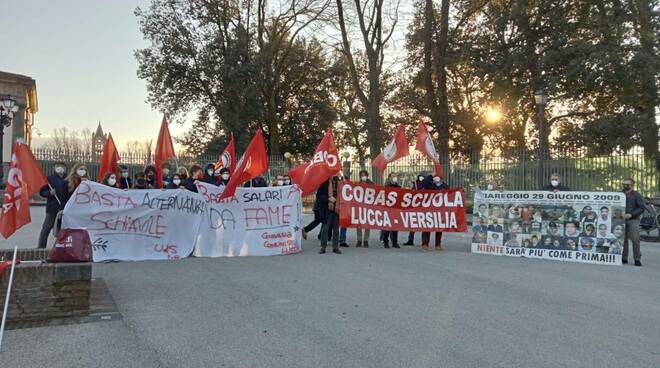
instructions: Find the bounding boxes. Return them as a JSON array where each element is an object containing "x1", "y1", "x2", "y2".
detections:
[{"x1": 0, "y1": 0, "x2": 187, "y2": 149}]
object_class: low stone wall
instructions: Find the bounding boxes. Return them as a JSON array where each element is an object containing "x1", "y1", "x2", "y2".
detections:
[{"x1": 0, "y1": 251, "x2": 91, "y2": 323}]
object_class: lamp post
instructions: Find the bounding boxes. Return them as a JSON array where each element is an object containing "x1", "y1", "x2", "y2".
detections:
[
  {"x1": 534, "y1": 89, "x2": 548, "y2": 188},
  {"x1": 0, "y1": 96, "x2": 18, "y2": 188},
  {"x1": 342, "y1": 152, "x2": 351, "y2": 180},
  {"x1": 283, "y1": 151, "x2": 292, "y2": 170}
]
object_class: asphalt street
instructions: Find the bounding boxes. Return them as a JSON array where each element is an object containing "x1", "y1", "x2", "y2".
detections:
[{"x1": 2, "y1": 210, "x2": 660, "y2": 368}]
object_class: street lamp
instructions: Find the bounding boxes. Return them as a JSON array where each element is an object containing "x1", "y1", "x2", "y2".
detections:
[
  {"x1": 342, "y1": 152, "x2": 351, "y2": 180},
  {"x1": 534, "y1": 89, "x2": 548, "y2": 187},
  {"x1": 283, "y1": 151, "x2": 292, "y2": 170},
  {"x1": 0, "y1": 95, "x2": 19, "y2": 188}
]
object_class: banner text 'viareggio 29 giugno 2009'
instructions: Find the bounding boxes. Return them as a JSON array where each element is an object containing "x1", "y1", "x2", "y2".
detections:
[
  {"x1": 338, "y1": 181, "x2": 467, "y2": 232},
  {"x1": 471, "y1": 190, "x2": 626, "y2": 265}
]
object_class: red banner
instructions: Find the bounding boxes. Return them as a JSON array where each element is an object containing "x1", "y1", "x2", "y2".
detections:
[{"x1": 338, "y1": 181, "x2": 467, "y2": 232}]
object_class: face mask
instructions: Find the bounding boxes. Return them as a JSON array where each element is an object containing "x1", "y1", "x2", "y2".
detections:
[
  {"x1": 137, "y1": 179, "x2": 146, "y2": 186},
  {"x1": 390, "y1": 177, "x2": 398, "y2": 183},
  {"x1": 284, "y1": 179, "x2": 291, "y2": 185},
  {"x1": 77, "y1": 169, "x2": 87, "y2": 177},
  {"x1": 196, "y1": 172, "x2": 204, "y2": 180},
  {"x1": 433, "y1": 177, "x2": 441, "y2": 183},
  {"x1": 108, "y1": 178, "x2": 116, "y2": 186},
  {"x1": 418, "y1": 176, "x2": 424, "y2": 182},
  {"x1": 551, "y1": 180, "x2": 559, "y2": 187},
  {"x1": 622, "y1": 184, "x2": 631, "y2": 191},
  {"x1": 163, "y1": 169, "x2": 170, "y2": 175},
  {"x1": 173, "y1": 179, "x2": 181, "y2": 186},
  {"x1": 360, "y1": 176, "x2": 368, "y2": 181},
  {"x1": 221, "y1": 174, "x2": 230, "y2": 180},
  {"x1": 121, "y1": 172, "x2": 129, "y2": 178},
  {"x1": 207, "y1": 170, "x2": 214, "y2": 176},
  {"x1": 55, "y1": 167, "x2": 65, "y2": 175},
  {"x1": 487, "y1": 184, "x2": 494, "y2": 190},
  {"x1": 277, "y1": 180, "x2": 284, "y2": 186}
]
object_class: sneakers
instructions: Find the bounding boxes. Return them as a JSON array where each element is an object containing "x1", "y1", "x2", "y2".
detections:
[
  {"x1": 435, "y1": 244, "x2": 443, "y2": 251},
  {"x1": 339, "y1": 242, "x2": 349, "y2": 248},
  {"x1": 422, "y1": 245, "x2": 429, "y2": 252},
  {"x1": 332, "y1": 248, "x2": 342, "y2": 254},
  {"x1": 634, "y1": 260, "x2": 642, "y2": 267},
  {"x1": 403, "y1": 241, "x2": 414, "y2": 246},
  {"x1": 319, "y1": 248, "x2": 326, "y2": 254},
  {"x1": 302, "y1": 229, "x2": 308, "y2": 240},
  {"x1": 363, "y1": 242, "x2": 369, "y2": 248},
  {"x1": 356, "y1": 241, "x2": 362, "y2": 248},
  {"x1": 392, "y1": 244, "x2": 401, "y2": 249}
]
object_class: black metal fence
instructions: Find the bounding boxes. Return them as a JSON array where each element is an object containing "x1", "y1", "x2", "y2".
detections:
[{"x1": 32, "y1": 148, "x2": 660, "y2": 197}]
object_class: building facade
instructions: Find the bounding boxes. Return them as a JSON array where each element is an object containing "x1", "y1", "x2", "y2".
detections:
[{"x1": 0, "y1": 71, "x2": 38, "y2": 167}]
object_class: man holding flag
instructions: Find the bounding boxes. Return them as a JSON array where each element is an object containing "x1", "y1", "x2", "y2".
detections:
[
  {"x1": 37, "y1": 161, "x2": 69, "y2": 248},
  {"x1": 219, "y1": 130, "x2": 269, "y2": 200},
  {"x1": 154, "y1": 114, "x2": 176, "y2": 189}
]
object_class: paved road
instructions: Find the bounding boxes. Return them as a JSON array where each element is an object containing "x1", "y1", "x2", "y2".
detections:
[{"x1": 3, "y1": 214, "x2": 660, "y2": 367}]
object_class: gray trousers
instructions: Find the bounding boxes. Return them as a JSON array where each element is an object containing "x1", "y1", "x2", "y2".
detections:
[
  {"x1": 356, "y1": 228, "x2": 370, "y2": 242},
  {"x1": 321, "y1": 211, "x2": 339, "y2": 250},
  {"x1": 623, "y1": 219, "x2": 641, "y2": 261},
  {"x1": 38, "y1": 212, "x2": 58, "y2": 249}
]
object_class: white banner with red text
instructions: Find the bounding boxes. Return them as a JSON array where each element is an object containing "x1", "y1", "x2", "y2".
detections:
[
  {"x1": 62, "y1": 181, "x2": 302, "y2": 261},
  {"x1": 471, "y1": 190, "x2": 626, "y2": 265}
]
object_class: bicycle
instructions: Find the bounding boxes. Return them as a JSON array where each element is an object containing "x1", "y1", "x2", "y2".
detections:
[{"x1": 640, "y1": 197, "x2": 660, "y2": 242}]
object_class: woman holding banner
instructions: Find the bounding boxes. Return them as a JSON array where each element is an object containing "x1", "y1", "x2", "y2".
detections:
[
  {"x1": 420, "y1": 174, "x2": 449, "y2": 252},
  {"x1": 382, "y1": 172, "x2": 401, "y2": 249},
  {"x1": 355, "y1": 170, "x2": 373, "y2": 247},
  {"x1": 319, "y1": 176, "x2": 342, "y2": 254}
]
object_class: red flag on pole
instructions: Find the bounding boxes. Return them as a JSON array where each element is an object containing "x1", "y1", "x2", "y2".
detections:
[
  {"x1": 97, "y1": 133, "x2": 121, "y2": 182},
  {"x1": 0, "y1": 140, "x2": 48, "y2": 238},
  {"x1": 372, "y1": 124, "x2": 409, "y2": 173},
  {"x1": 289, "y1": 129, "x2": 342, "y2": 196},
  {"x1": 154, "y1": 114, "x2": 176, "y2": 188},
  {"x1": 214, "y1": 133, "x2": 236, "y2": 174},
  {"x1": 219, "y1": 130, "x2": 269, "y2": 200},
  {"x1": 415, "y1": 120, "x2": 444, "y2": 177}
]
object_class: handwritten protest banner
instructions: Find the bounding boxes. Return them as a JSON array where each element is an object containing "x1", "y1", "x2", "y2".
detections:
[
  {"x1": 338, "y1": 181, "x2": 467, "y2": 232},
  {"x1": 194, "y1": 183, "x2": 303, "y2": 257},
  {"x1": 471, "y1": 191, "x2": 626, "y2": 265},
  {"x1": 62, "y1": 181, "x2": 206, "y2": 262}
]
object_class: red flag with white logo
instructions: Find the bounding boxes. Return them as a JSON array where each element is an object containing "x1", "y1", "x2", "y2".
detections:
[
  {"x1": 289, "y1": 129, "x2": 342, "y2": 196},
  {"x1": 219, "y1": 129, "x2": 269, "y2": 200},
  {"x1": 415, "y1": 120, "x2": 444, "y2": 177},
  {"x1": 0, "y1": 140, "x2": 48, "y2": 238},
  {"x1": 214, "y1": 133, "x2": 236, "y2": 174},
  {"x1": 372, "y1": 124, "x2": 409, "y2": 173}
]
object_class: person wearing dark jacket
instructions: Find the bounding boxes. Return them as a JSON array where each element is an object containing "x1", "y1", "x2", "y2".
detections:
[
  {"x1": 133, "y1": 172, "x2": 150, "y2": 189},
  {"x1": 319, "y1": 176, "x2": 342, "y2": 254},
  {"x1": 421, "y1": 174, "x2": 449, "y2": 252},
  {"x1": 541, "y1": 173, "x2": 570, "y2": 192},
  {"x1": 250, "y1": 176, "x2": 268, "y2": 187},
  {"x1": 403, "y1": 172, "x2": 426, "y2": 246},
  {"x1": 101, "y1": 172, "x2": 118, "y2": 188},
  {"x1": 144, "y1": 165, "x2": 158, "y2": 188},
  {"x1": 302, "y1": 178, "x2": 329, "y2": 240},
  {"x1": 184, "y1": 164, "x2": 203, "y2": 192},
  {"x1": 217, "y1": 168, "x2": 230, "y2": 186},
  {"x1": 165, "y1": 174, "x2": 185, "y2": 189},
  {"x1": 382, "y1": 173, "x2": 401, "y2": 248},
  {"x1": 38, "y1": 162, "x2": 69, "y2": 248},
  {"x1": 622, "y1": 178, "x2": 645, "y2": 266},
  {"x1": 203, "y1": 163, "x2": 218, "y2": 185},
  {"x1": 118, "y1": 164, "x2": 132, "y2": 189},
  {"x1": 355, "y1": 170, "x2": 373, "y2": 247}
]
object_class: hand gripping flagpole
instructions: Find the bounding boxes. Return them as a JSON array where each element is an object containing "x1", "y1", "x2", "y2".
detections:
[{"x1": 0, "y1": 245, "x2": 19, "y2": 351}]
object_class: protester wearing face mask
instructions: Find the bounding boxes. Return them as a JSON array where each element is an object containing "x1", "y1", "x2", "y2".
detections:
[
  {"x1": 355, "y1": 170, "x2": 373, "y2": 247},
  {"x1": 420, "y1": 174, "x2": 449, "y2": 252},
  {"x1": 217, "y1": 168, "x2": 230, "y2": 186},
  {"x1": 144, "y1": 165, "x2": 158, "y2": 188},
  {"x1": 202, "y1": 163, "x2": 217, "y2": 185},
  {"x1": 177, "y1": 167, "x2": 189, "y2": 181},
  {"x1": 133, "y1": 172, "x2": 149, "y2": 190},
  {"x1": 335, "y1": 173, "x2": 350, "y2": 248},
  {"x1": 66, "y1": 163, "x2": 89, "y2": 195},
  {"x1": 381, "y1": 173, "x2": 402, "y2": 249},
  {"x1": 118, "y1": 164, "x2": 132, "y2": 189},
  {"x1": 542, "y1": 173, "x2": 570, "y2": 192},
  {"x1": 622, "y1": 178, "x2": 645, "y2": 266},
  {"x1": 403, "y1": 172, "x2": 426, "y2": 246},
  {"x1": 38, "y1": 162, "x2": 69, "y2": 248},
  {"x1": 162, "y1": 163, "x2": 173, "y2": 187},
  {"x1": 102, "y1": 172, "x2": 118, "y2": 188},
  {"x1": 283, "y1": 175, "x2": 291, "y2": 186},
  {"x1": 319, "y1": 175, "x2": 342, "y2": 254},
  {"x1": 184, "y1": 165, "x2": 203, "y2": 192},
  {"x1": 166, "y1": 174, "x2": 184, "y2": 189},
  {"x1": 274, "y1": 175, "x2": 285, "y2": 187}
]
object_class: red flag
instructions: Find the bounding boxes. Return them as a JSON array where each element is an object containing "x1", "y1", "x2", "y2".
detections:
[
  {"x1": 154, "y1": 114, "x2": 176, "y2": 188},
  {"x1": 219, "y1": 129, "x2": 269, "y2": 200},
  {"x1": 97, "y1": 133, "x2": 121, "y2": 182},
  {"x1": 214, "y1": 133, "x2": 236, "y2": 174},
  {"x1": 372, "y1": 124, "x2": 409, "y2": 173},
  {"x1": 415, "y1": 120, "x2": 444, "y2": 177},
  {"x1": 0, "y1": 140, "x2": 48, "y2": 238},
  {"x1": 289, "y1": 129, "x2": 342, "y2": 196}
]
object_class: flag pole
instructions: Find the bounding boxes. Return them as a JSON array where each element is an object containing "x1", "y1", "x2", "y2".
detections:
[
  {"x1": 0, "y1": 245, "x2": 18, "y2": 351},
  {"x1": 47, "y1": 183, "x2": 62, "y2": 206}
]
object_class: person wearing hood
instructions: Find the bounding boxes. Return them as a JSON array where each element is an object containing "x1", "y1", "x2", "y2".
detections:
[
  {"x1": 217, "y1": 168, "x2": 231, "y2": 186},
  {"x1": 381, "y1": 172, "x2": 402, "y2": 249},
  {"x1": 403, "y1": 172, "x2": 426, "y2": 246},
  {"x1": 162, "y1": 162, "x2": 173, "y2": 187},
  {"x1": 144, "y1": 165, "x2": 158, "y2": 188},
  {"x1": 203, "y1": 163, "x2": 218, "y2": 185},
  {"x1": 184, "y1": 164, "x2": 203, "y2": 192},
  {"x1": 38, "y1": 161, "x2": 69, "y2": 248},
  {"x1": 118, "y1": 164, "x2": 132, "y2": 189},
  {"x1": 421, "y1": 174, "x2": 449, "y2": 252}
]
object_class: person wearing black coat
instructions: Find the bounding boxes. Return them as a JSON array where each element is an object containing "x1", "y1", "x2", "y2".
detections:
[
  {"x1": 118, "y1": 164, "x2": 132, "y2": 189},
  {"x1": 217, "y1": 168, "x2": 230, "y2": 186},
  {"x1": 302, "y1": 178, "x2": 329, "y2": 240},
  {"x1": 319, "y1": 176, "x2": 342, "y2": 254},
  {"x1": 403, "y1": 172, "x2": 426, "y2": 246},
  {"x1": 541, "y1": 173, "x2": 570, "y2": 192},
  {"x1": 421, "y1": 174, "x2": 449, "y2": 252},
  {"x1": 38, "y1": 162, "x2": 69, "y2": 248},
  {"x1": 144, "y1": 165, "x2": 158, "y2": 188},
  {"x1": 202, "y1": 163, "x2": 218, "y2": 185},
  {"x1": 184, "y1": 165, "x2": 203, "y2": 192},
  {"x1": 382, "y1": 173, "x2": 401, "y2": 248}
]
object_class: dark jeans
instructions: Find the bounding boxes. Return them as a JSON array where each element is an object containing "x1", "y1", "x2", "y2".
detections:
[
  {"x1": 383, "y1": 231, "x2": 398, "y2": 245},
  {"x1": 321, "y1": 211, "x2": 340, "y2": 250},
  {"x1": 407, "y1": 232, "x2": 415, "y2": 243},
  {"x1": 422, "y1": 232, "x2": 443, "y2": 246},
  {"x1": 623, "y1": 219, "x2": 641, "y2": 261},
  {"x1": 304, "y1": 210, "x2": 322, "y2": 233},
  {"x1": 38, "y1": 212, "x2": 58, "y2": 249}
]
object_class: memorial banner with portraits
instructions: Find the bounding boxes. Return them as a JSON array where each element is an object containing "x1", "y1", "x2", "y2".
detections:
[{"x1": 471, "y1": 191, "x2": 626, "y2": 265}]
